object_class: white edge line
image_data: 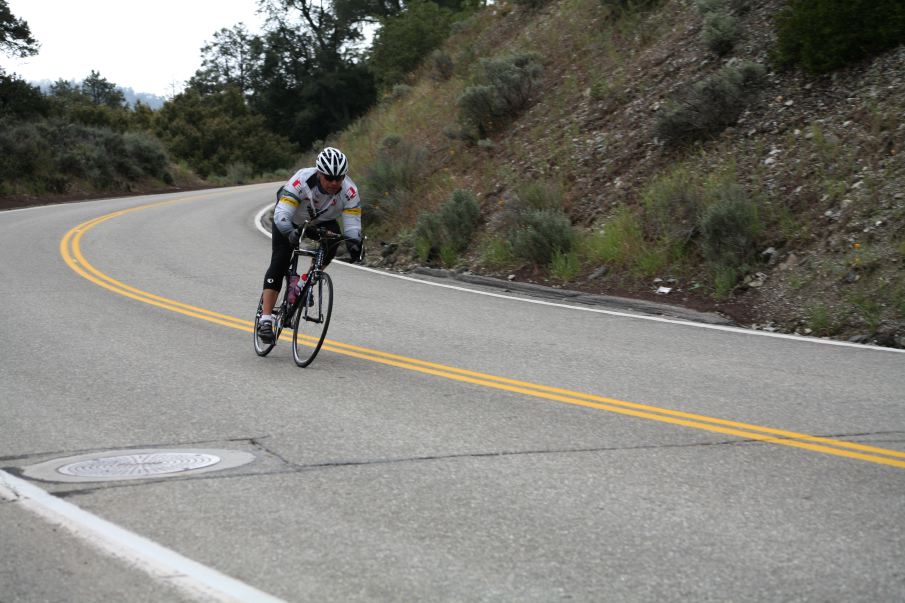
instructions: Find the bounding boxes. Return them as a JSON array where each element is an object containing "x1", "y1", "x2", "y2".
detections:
[
  {"x1": 0, "y1": 469, "x2": 287, "y2": 603},
  {"x1": 255, "y1": 204, "x2": 905, "y2": 355}
]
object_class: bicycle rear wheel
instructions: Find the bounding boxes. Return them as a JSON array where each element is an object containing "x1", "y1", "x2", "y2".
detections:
[
  {"x1": 292, "y1": 272, "x2": 333, "y2": 367},
  {"x1": 253, "y1": 294, "x2": 276, "y2": 356}
]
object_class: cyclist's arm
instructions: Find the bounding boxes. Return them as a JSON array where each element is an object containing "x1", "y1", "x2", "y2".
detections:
[
  {"x1": 274, "y1": 188, "x2": 303, "y2": 237},
  {"x1": 340, "y1": 180, "x2": 362, "y2": 240}
]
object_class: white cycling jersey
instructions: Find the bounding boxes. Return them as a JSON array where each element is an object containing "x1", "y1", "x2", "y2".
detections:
[{"x1": 272, "y1": 167, "x2": 362, "y2": 240}]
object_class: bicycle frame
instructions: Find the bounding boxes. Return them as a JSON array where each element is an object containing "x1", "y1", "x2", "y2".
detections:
[{"x1": 282, "y1": 222, "x2": 356, "y2": 321}]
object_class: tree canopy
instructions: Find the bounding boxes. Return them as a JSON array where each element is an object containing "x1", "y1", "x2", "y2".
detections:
[{"x1": 0, "y1": 0, "x2": 38, "y2": 61}]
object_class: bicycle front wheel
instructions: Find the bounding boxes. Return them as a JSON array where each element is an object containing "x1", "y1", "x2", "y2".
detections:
[{"x1": 292, "y1": 272, "x2": 334, "y2": 367}]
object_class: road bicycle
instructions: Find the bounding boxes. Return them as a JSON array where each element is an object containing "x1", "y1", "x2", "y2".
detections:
[{"x1": 253, "y1": 223, "x2": 362, "y2": 367}]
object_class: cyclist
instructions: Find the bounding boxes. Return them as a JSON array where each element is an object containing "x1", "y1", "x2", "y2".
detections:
[{"x1": 257, "y1": 147, "x2": 362, "y2": 343}]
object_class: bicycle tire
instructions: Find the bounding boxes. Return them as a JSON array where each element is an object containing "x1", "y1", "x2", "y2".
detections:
[
  {"x1": 291, "y1": 272, "x2": 333, "y2": 367},
  {"x1": 253, "y1": 294, "x2": 276, "y2": 356}
]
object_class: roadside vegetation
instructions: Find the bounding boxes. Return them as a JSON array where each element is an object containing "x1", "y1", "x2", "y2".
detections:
[{"x1": 2, "y1": 0, "x2": 904, "y2": 344}]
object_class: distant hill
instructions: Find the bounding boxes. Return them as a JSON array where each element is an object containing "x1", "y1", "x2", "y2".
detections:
[{"x1": 30, "y1": 79, "x2": 166, "y2": 110}]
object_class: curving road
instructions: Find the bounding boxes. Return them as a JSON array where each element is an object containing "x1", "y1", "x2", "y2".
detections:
[{"x1": 1, "y1": 186, "x2": 904, "y2": 602}]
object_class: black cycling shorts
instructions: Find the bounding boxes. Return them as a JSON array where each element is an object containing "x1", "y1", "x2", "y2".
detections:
[{"x1": 263, "y1": 220, "x2": 342, "y2": 291}]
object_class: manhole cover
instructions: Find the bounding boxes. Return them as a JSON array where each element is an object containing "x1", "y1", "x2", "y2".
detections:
[
  {"x1": 22, "y1": 448, "x2": 255, "y2": 483},
  {"x1": 58, "y1": 452, "x2": 221, "y2": 478}
]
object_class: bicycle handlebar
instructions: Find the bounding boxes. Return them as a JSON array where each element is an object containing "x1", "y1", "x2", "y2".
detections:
[
  {"x1": 295, "y1": 221, "x2": 366, "y2": 263},
  {"x1": 298, "y1": 222, "x2": 357, "y2": 243}
]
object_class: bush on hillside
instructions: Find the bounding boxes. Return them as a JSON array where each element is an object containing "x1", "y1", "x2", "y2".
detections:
[
  {"x1": 641, "y1": 167, "x2": 704, "y2": 245},
  {"x1": 457, "y1": 52, "x2": 543, "y2": 138},
  {"x1": 702, "y1": 9, "x2": 739, "y2": 56},
  {"x1": 414, "y1": 189, "x2": 481, "y2": 261},
  {"x1": 121, "y1": 131, "x2": 170, "y2": 180},
  {"x1": 483, "y1": 53, "x2": 544, "y2": 115},
  {"x1": 698, "y1": 184, "x2": 760, "y2": 268},
  {"x1": 695, "y1": 0, "x2": 749, "y2": 14},
  {"x1": 430, "y1": 50, "x2": 454, "y2": 81},
  {"x1": 509, "y1": 208, "x2": 575, "y2": 267},
  {"x1": 514, "y1": 181, "x2": 565, "y2": 212},
  {"x1": 774, "y1": 0, "x2": 905, "y2": 73},
  {"x1": 414, "y1": 212, "x2": 444, "y2": 261},
  {"x1": 655, "y1": 61, "x2": 765, "y2": 147},
  {"x1": 0, "y1": 118, "x2": 55, "y2": 192},
  {"x1": 0, "y1": 118, "x2": 171, "y2": 193},
  {"x1": 457, "y1": 85, "x2": 500, "y2": 138},
  {"x1": 439, "y1": 189, "x2": 481, "y2": 252},
  {"x1": 599, "y1": 0, "x2": 661, "y2": 12}
]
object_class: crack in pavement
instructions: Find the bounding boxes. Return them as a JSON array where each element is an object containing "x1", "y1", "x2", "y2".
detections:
[
  {"x1": 45, "y1": 437, "x2": 767, "y2": 498},
  {"x1": 19, "y1": 430, "x2": 905, "y2": 499}
]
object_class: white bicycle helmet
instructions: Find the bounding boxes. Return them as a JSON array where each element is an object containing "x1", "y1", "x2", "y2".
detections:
[{"x1": 315, "y1": 147, "x2": 349, "y2": 178}]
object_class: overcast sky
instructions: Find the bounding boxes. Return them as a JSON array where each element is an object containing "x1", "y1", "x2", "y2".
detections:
[{"x1": 5, "y1": 0, "x2": 265, "y2": 97}]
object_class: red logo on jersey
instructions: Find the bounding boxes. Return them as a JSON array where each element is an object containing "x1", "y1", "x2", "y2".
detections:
[
  {"x1": 292, "y1": 179, "x2": 301, "y2": 188},
  {"x1": 347, "y1": 186, "x2": 357, "y2": 200}
]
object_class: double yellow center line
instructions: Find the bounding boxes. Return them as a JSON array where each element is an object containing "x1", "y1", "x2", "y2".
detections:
[{"x1": 61, "y1": 198, "x2": 905, "y2": 470}]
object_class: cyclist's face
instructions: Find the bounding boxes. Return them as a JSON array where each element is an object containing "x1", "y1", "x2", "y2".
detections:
[{"x1": 318, "y1": 172, "x2": 344, "y2": 194}]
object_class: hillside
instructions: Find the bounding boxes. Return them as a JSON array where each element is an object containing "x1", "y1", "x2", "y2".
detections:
[{"x1": 334, "y1": 0, "x2": 905, "y2": 348}]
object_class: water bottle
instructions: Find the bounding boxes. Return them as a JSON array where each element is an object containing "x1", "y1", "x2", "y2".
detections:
[{"x1": 288, "y1": 274, "x2": 300, "y2": 304}]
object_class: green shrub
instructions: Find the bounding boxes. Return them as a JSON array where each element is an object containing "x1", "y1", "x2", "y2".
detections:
[
  {"x1": 698, "y1": 0, "x2": 751, "y2": 14},
  {"x1": 457, "y1": 85, "x2": 500, "y2": 138},
  {"x1": 516, "y1": 181, "x2": 564, "y2": 211},
  {"x1": 806, "y1": 303, "x2": 838, "y2": 336},
  {"x1": 223, "y1": 161, "x2": 253, "y2": 184},
  {"x1": 480, "y1": 236, "x2": 515, "y2": 268},
  {"x1": 0, "y1": 118, "x2": 50, "y2": 185},
  {"x1": 702, "y1": 10, "x2": 739, "y2": 56},
  {"x1": 599, "y1": 0, "x2": 661, "y2": 13},
  {"x1": 483, "y1": 53, "x2": 544, "y2": 116},
  {"x1": 582, "y1": 209, "x2": 644, "y2": 265},
  {"x1": 413, "y1": 189, "x2": 481, "y2": 261},
  {"x1": 774, "y1": 0, "x2": 905, "y2": 74},
  {"x1": 414, "y1": 212, "x2": 444, "y2": 261},
  {"x1": 509, "y1": 208, "x2": 575, "y2": 266},
  {"x1": 122, "y1": 131, "x2": 169, "y2": 179},
  {"x1": 438, "y1": 244, "x2": 459, "y2": 267},
  {"x1": 633, "y1": 246, "x2": 670, "y2": 277},
  {"x1": 655, "y1": 61, "x2": 765, "y2": 147},
  {"x1": 698, "y1": 184, "x2": 760, "y2": 267},
  {"x1": 550, "y1": 250, "x2": 581, "y2": 281},
  {"x1": 438, "y1": 189, "x2": 481, "y2": 252},
  {"x1": 430, "y1": 50, "x2": 454, "y2": 81},
  {"x1": 30, "y1": 123, "x2": 172, "y2": 188},
  {"x1": 694, "y1": 0, "x2": 724, "y2": 12},
  {"x1": 712, "y1": 265, "x2": 738, "y2": 299},
  {"x1": 457, "y1": 52, "x2": 543, "y2": 137},
  {"x1": 641, "y1": 166, "x2": 703, "y2": 245}
]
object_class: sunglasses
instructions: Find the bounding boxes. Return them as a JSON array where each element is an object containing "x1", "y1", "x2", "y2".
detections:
[{"x1": 320, "y1": 173, "x2": 344, "y2": 183}]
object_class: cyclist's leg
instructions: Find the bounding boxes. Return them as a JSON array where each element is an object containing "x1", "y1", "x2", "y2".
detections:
[{"x1": 262, "y1": 222, "x2": 294, "y2": 314}]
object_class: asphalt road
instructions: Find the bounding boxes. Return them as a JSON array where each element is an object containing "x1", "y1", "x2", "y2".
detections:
[{"x1": 2, "y1": 185, "x2": 904, "y2": 602}]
